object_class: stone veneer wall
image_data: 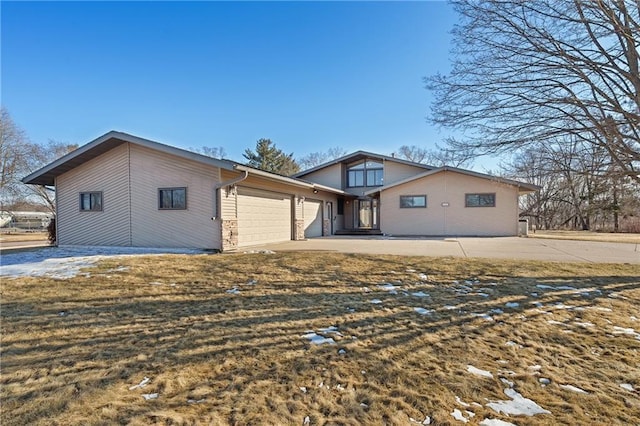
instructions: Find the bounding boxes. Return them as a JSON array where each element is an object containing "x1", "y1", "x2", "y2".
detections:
[
  {"x1": 221, "y1": 219, "x2": 238, "y2": 251},
  {"x1": 294, "y1": 219, "x2": 305, "y2": 240}
]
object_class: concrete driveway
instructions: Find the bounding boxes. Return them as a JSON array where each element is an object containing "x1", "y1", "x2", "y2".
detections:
[{"x1": 257, "y1": 236, "x2": 640, "y2": 264}]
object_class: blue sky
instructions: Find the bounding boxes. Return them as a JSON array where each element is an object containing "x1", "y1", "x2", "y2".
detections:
[{"x1": 2, "y1": 1, "x2": 469, "y2": 167}]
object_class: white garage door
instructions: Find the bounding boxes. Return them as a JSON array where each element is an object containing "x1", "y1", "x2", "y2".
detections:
[
  {"x1": 237, "y1": 187, "x2": 292, "y2": 247},
  {"x1": 303, "y1": 199, "x2": 323, "y2": 238}
]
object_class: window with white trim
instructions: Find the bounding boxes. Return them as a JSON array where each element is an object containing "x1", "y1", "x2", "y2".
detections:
[{"x1": 79, "y1": 192, "x2": 103, "y2": 211}]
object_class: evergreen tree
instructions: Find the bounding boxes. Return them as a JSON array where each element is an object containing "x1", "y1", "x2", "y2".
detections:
[{"x1": 243, "y1": 138, "x2": 300, "y2": 176}]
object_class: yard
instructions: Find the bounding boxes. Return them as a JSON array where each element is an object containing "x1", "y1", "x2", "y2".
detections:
[{"x1": 1, "y1": 251, "x2": 639, "y2": 425}]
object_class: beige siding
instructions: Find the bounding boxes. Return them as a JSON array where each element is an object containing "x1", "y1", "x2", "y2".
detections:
[
  {"x1": 220, "y1": 169, "x2": 240, "y2": 219},
  {"x1": 298, "y1": 163, "x2": 342, "y2": 189},
  {"x1": 380, "y1": 170, "x2": 519, "y2": 236},
  {"x1": 129, "y1": 144, "x2": 220, "y2": 248},
  {"x1": 57, "y1": 143, "x2": 131, "y2": 246},
  {"x1": 383, "y1": 161, "x2": 429, "y2": 184}
]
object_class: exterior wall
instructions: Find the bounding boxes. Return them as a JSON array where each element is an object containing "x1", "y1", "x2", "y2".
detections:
[
  {"x1": 129, "y1": 144, "x2": 221, "y2": 248},
  {"x1": 57, "y1": 143, "x2": 131, "y2": 246},
  {"x1": 380, "y1": 171, "x2": 520, "y2": 236},
  {"x1": 383, "y1": 161, "x2": 429, "y2": 185},
  {"x1": 298, "y1": 163, "x2": 342, "y2": 189}
]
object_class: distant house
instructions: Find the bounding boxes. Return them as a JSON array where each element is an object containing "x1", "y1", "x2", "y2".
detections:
[{"x1": 23, "y1": 131, "x2": 538, "y2": 250}]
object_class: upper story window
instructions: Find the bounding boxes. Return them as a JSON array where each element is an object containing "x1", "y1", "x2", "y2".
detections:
[
  {"x1": 347, "y1": 160, "x2": 383, "y2": 187},
  {"x1": 159, "y1": 187, "x2": 187, "y2": 210},
  {"x1": 80, "y1": 192, "x2": 103, "y2": 211}
]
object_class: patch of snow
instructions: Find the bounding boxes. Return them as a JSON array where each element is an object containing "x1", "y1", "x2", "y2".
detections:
[
  {"x1": 620, "y1": 383, "x2": 635, "y2": 392},
  {"x1": 142, "y1": 393, "x2": 159, "y2": 400},
  {"x1": 547, "y1": 320, "x2": 566, "y2": 326},
  {"x1": 574, "y1": 321, "x2": 594, "y2": 328},
  {"x1": 370, "y1": 299, "x2": 383, "y2": 304},
  {"x1": 486, "y1": 388, "x2": 550, "y2": 416},
  {"x1": 539, "y1": 378, "x2": 551, "y2": 386},
  {"x1": 129, "y1": 377, "x2": 151, "y2": 390},
  {"x1": 411, "y1": 291, "x2": 429, "y2": 297},
  {"x1": 409, "y1": 416, "x2": 431, "y2": 425},
  {"x1": 500, "y1": 378, "x2": 514, "y2": 388},
  {"x1": 226, "y1": 287, "x2": 240, "y2": 294},
  {"x1": 536, "y1": 284, "x2": 577, "y2": 291},
  {"x1": 418, "y1": 273, "x2": 428, "y2": 281},
  {"x1": 631, "y1": 316, "x2": 638, "y2": 322},
  {"x1": 505, "y1": 341, "x2": 520, "y2": 348},
  {"x1": 467, "y1": 365, "x2": 493, "y2": 378},
  {"x1": 406, "y1": 269, "x2": 417, "y2": 273},
  {"x1": 444, "y1": 305, "x2": 457, "y2": 310},
  {"x1": 338, "y1": 349, "x2": 346, "y2": 355},
  {"x1": 455, "y1": 396, "x2": 471, "y2": 407},
  {"x1": 560, "y1": 384, "x2": 588, "y2": 394},
  {"x1": 246, "y1": 279, "x2": 257, "y2": 285},
  {"x1": 303, "y1": 416, "x2": 310, "y2": 425},
  {"x1": 490, "y1": 308, "x2": 504, "y2": 315},
  {"x1": 0, "y1": 246, "x2": 203, "y2": 279},
  {"x1": 505, "y1": 302, "x2": 519, "y2": 308},
  {"x1": 302, "y1": 332, "x2": 335, "y2": 345},
  {"x1": 480, "y1": 419, "x2": 517, "y2": 426},
  {"x1": 362, "y1": 286, "x2": 371, "y2": 292},
  {"x1": 472, "y1": 313, "x2": 494, "y2": 322},
  {"x1": 414, "y1": 307, "x2": 434, "y2": 315},
  {"x1": 612, "y1": 326, "x2": 640, "y2": 339},
  {"x1": 379, "y1": 283, "x2": 399, "y2": 293},
  {"x1": 243, "y1": 249, "x2": 275, "y2": 254},
  {"x1": 317, "y1": 326, "x2": 341, "y2": 335},
  {"x1": 187, "y1": 398, "x2": 206, "y2": 404},
  {"x1": 528, "y1": 365, "x2": 542, "y2": 372},
  {"x1": 451, "y1": 408, "x2": 469, "y2": 423},
  {"x1": 300, "y1": 386, "x2": 307, "y2": 393}
]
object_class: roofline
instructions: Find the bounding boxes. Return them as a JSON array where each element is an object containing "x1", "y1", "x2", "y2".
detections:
[
  {"x1": 22, "y1": 130, "x2": 346, "y2": 195},
  {"x1": 293, "y1": 150, "x2": 434, "y2": 178},
  {"x1": 233, "y1": 164, "x2": 345, "y2": 195},
  {"x1": 364, "y1": 166, "x2": 541, "y2": 196},
  {"x1": 22, "y1": 131, "x2": 236, "y2": 185}
]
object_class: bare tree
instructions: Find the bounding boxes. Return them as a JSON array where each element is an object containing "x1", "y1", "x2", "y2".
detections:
[
  {"x1": 190, "y1": 145, "x2": 227, "y2": 159},
  {"x1": 394, "y1": 143, "x2": 475, "y2": 168},
  {"x1": 427, "y1": 0, "x2": 640, "y2": 183},
  {"x1": 0, "y1": 108, "x2": 77, "y2": 212},
  {"x1": 298, "y1": 147, "x2": 347, "y2": 170}
]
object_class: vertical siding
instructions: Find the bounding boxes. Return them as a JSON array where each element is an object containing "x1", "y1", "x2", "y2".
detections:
[
  {"x1": 57, "y1": 143, "x2": 131, "y2": 246},
  {"x1": 380, "y1": 171, "x2": 519, "y2": 236},
  {"x1": 129, "y1": 144, "x2": 221, "y2": 248}
]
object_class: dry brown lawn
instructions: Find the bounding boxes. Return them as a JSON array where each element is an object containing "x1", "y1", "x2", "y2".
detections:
[
  {"x1": 529, "y1": 230, "x2": 640, "y2": 244},
  {"x1": 0, "y1": 232, "x2": 48, "y2": 243},
  {"x1": 1, "y1": 253, "x2": 639, "y2": 425}
]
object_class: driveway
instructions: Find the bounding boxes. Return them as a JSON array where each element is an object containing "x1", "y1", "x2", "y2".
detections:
[{"x1": 257, "y1": 236, "x2": 640, "y2": 264}]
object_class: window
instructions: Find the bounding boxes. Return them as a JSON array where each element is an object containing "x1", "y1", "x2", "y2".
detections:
[
  {"x1": 347, "y1": 170, "x2": 365, "y2": 187},
  {"x1": 400, "y1": 195, "x2": 427, "y2": 208},
  {"x1": 347, "y1": 159, "x2": 383, "y2": 187},
  {"x1": 79, "y1": 192, "x2": 102, "y2": 211},
  {"x1": 159, "y1": 187, "x2": 187, "y2": 210},
  {"x1": 465, "y1": 193, "x2": 496, "y2": 207}
]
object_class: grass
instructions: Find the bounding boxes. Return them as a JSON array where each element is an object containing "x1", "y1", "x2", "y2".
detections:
[
  {"x1": 528, "y1": 230, "x2": 640, "y2": 244},
  {"x1": 0, "y1": 232, "x2": 48, "y2": 243},
  {"x1": 1, "y1": 253, "x2": 639, "y2": 425}
]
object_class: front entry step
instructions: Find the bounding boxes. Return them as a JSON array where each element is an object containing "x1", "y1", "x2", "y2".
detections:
[{"x1": 335, "y1": 229, "x2": 383, "y2": 236}]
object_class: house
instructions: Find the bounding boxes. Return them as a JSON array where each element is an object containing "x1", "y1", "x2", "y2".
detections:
[{"x1": 23, "y1": 131, "x2": 538, "y2": 250}]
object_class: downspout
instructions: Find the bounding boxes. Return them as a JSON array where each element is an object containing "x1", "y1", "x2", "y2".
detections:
[{"x1": 214, "y1": 170, "x2": 248, "y2": 219}]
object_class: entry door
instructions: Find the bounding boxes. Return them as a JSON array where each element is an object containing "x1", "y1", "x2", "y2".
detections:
[{"x1": 358, "y1": 200, "x2": 372, "y2": 228}]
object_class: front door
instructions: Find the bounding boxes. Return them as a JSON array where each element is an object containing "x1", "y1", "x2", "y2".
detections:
[{"x1": 355, "y1": 199, "x2": 379, "y2": 229}]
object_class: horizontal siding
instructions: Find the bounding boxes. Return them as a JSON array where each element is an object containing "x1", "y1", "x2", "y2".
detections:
[
  {"x1": 57, "y1": 143, "x2": 130, "y2": 246},
  {"x1": 129, "y1": 144, "x2": 220, "y2": 249},
  {"x1": 380, "y1": 170, "x2": 519, "y2": 236},
  {"x1": 299, "y1": 163, "x2": 342, "y2": 189},
  {"x1": 220, "y1": 169, "x2": 239, "y2": 219}
]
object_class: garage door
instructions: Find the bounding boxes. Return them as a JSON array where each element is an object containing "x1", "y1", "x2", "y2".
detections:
[
  {"x1": 237, "y1": 187, "x2": 292, "y2": 247},
  {"x1": 303, "y1": 199, "x2": 323, "y2": 238}
]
